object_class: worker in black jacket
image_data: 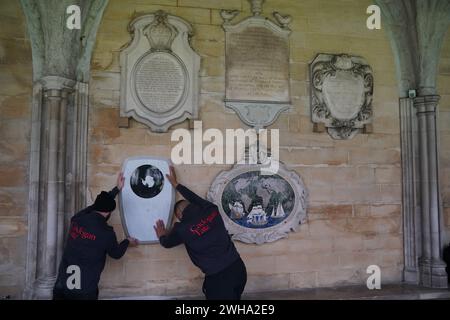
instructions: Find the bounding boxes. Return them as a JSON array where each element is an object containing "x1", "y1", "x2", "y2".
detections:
[
  {"x1": 153, "y1": 166, "x2": 247, "y2": 300},
  {"x1": 53, "y1": 172, "x2": 138, "y2": 300}
]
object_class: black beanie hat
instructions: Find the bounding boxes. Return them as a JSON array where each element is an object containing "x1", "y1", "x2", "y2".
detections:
[{"x1": 93, "y1": 191, "x2": 116, "y2": 212}]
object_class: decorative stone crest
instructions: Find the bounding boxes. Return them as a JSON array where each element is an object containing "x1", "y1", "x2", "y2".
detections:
[
  {"x1": 250, "y1": 0, "x2": 264, "y2": 16},
  {"x1": 221, "y1": 0, "x2": 292, "y2": 129},
  {"x1": 120, "y1": 11, "x2": 200, "y2": 132},
  {"x1": 207, "y1": 160, "x2": 308, "y2": 245},
  {"x1": 310, "y1": 54, "x2": 374, "y2": 139},
  {"x1": 144, "y1": 11, "x2": 178, "y2": 52}
]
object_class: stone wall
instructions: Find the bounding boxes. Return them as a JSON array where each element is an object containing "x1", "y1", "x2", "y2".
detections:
[
  {"x1": 439, "y1": 30, "x2": 450, "y2": 242},
  {"x1": 89, "y1": 0, "x2": 404, "y2": 298},
  {"x1": 0, "y1": 0, "x2": 446, "y2": 299},
  {"x1": 0, "y1": 0, "x2": 32, "y2": 298}
]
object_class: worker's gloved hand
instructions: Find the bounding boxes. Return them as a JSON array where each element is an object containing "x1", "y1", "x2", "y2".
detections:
[
  {"x1": 153, "y1": 219, "x2": 167, "y2": 238},
  {"x1": 116, "y1": 172, "x2": 125, "y2": 191},
  {"x1": 127, "y1": 237, "x2": 139, "y2": 247},
  {"x1": 166, "y1": 166, "x2": 178, "y2": 188}
]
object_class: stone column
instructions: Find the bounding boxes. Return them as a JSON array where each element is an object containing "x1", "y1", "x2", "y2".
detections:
[
  {"x1": 399, "y1": 97, "x2": 421, "y2": 284},
  {"x1": 414, "y1": 95, "x2": 448, "y2": 288},
  {"x1": 31, "y1": 76, "x2": 75, "y2": 299}
]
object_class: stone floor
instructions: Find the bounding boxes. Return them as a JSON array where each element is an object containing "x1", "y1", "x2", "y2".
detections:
[{"x1": 108, "y1": 284, "x2": 450, "y2": 300}]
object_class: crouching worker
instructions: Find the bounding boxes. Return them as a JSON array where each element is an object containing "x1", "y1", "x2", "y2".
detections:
[
  {"x1": 53, "y1": 172, "x2": 138, "y2": 300},
  {"x1": 154, "y1": 166, "x2": 247, "y2": 300}
]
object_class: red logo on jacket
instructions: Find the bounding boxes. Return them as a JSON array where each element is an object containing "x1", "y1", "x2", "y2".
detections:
[
  {"x1": 69, "y1": 222, "x2": 96, "y2": 241},
  {"x1": 190, "y1": 211, "x2": 219, "y2": 236}
]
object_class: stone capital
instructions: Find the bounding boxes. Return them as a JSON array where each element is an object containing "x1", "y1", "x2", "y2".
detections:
[
  {"x1": 37, "y1": 76, "x2": 76, "y2": 92},
  {"x1": 413, "y1": 95, "x2": 440, "y2": 114}
]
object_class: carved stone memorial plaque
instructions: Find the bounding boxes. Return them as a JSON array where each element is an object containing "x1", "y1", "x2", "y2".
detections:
[
  {"x1": 119, "y1": 157, "x2": 175, "y2": 244},
  {"x1": 310, "y1": 53, "x2": 374, "y2": 139},
  {"x1": 120, "y1": 11, "x2": 200, "y2": 132},
  {"x1": 222, "y1": 0, "x2": 292, "y2": 128},
  {"x1": 207, "y1": 160, "x2": 308, "y2": 244}
]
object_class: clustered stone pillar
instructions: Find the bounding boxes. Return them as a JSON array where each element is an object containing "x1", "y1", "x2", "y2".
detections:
[
  {"x1": 414, "y1": 95, "x2": 448, "y2": 288},
  {"x1": 32, "y1": 76, "x2": 75, "y2": 299},
  {"x1": 399, "y1": 97, "x2": 420, "y2": 284},
  {"x1": 375, "y1": 0, "x2": 450, "y2": 289}
]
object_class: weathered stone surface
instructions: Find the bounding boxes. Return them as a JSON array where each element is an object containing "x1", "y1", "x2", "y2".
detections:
[
  {"x1": 280, "y1": 148, "x2": 349, "y2": 166},
  {"x1": 245, "y1": 274, "x2": 290, "y2": 293},
  {"x1": 317, "y1": 268, "x2": 364, "y2": 287},
  {"x1": 0, "y1": 165, "x2": 27, "y2": 188},
  {"x1": 0, "y1": 189, "x2": 27, "y2": 216},
  {"x1": 0, "y1": 0, "x2": 33, "y2": 298},
  {"x1": 0, "y1": 218, "x2": 27, "y2": 237},
  {"x1": 349, "y1": 148, "x2": 401, "y2": 165},
  {"x1": 179, "y1": 0, "x2": 241, "y2": 10},
  {"x1": 289, "y1": 271, "x2": 317, "y2": 289}
]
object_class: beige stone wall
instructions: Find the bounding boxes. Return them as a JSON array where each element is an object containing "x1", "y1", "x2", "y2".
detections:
[
  {"x1": 89, "y1": 0, "x2": 403, "y2": 298},
  {"x1": 0, "y1": 0, "x2": 32, "y2": 298},
  {"x1": 438, "y1": 30, "x2": 450, "y2": 241},
  {"x1": 0, "y1": 0, "x2": 445, "y2": 300}
]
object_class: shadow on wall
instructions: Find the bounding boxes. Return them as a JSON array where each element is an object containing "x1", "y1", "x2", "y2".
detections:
[{"x1": 444, "y1": 244, "x2": 450, "y2": 284}]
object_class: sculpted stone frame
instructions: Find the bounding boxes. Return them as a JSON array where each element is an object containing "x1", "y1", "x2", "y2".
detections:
[
  {"x1": 207, "y1": 161, "x2": 308, "y2": 244},
  {"x1": 120, "y1": 11, "x2": 200, "y2": 132},
  {"x1": 221, "y1": 0, "x2": 293, "y2": 129},
  {"x1": 310, "y1": 53, "x2": 374, "y2": 139}
]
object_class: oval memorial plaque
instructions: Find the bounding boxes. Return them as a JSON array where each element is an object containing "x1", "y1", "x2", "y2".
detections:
[{"x1": 134, "y1": 52, "x2": 187, "y2": 113}]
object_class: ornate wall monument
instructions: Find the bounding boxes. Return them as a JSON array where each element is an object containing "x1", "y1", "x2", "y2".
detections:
[
  {"x1": 120, "y1": 11, "x2": 200, "y2": 132},
  {"x1": 221, "y1": 0, "x2": 292, "y2": 129},
  {"x1": 310, "y1": 54, "x2": 374, "y2": 140},
  {"x1": 207, "y1": 160, "x2": 308, "y2": 244}
]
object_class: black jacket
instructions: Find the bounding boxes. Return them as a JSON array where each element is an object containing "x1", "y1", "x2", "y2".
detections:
[
  {"x1": 160, "y1": 184, "x2": 240, "y2": 276},
  {"x1": 54, "y1": 187, "x2": 129, "y2": 296}
]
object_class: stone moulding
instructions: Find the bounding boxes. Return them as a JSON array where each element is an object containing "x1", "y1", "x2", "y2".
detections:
[
  {"x1": 120, "y1": 10, "x2": 200, "y2": 132},
  {"x1": 310, "y1": 53, "x2": 374, "y2": 139},
  {"x1": 207, "y1": 161, "x2": 308, "y2": 245},
  {"x1": 223, "y1": 101, "x2": 291, "y2": 128}
]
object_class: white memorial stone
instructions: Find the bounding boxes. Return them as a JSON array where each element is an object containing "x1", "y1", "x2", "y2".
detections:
[{"x1": 119, "y1": 157, "x2": 175, "y2": 244}]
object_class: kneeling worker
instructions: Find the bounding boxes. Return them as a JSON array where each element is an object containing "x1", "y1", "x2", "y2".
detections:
[
  {"x1": 53, "y1": 172, "x2": 138, "y2": 300},
  {"x1": 154, "y1": 166, "x2": 247, "y2": 300}
]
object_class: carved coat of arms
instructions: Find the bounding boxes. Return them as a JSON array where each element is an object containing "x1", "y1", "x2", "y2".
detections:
[{"x1": 310, "y1": 54, "x2": 374, "y2": 139}]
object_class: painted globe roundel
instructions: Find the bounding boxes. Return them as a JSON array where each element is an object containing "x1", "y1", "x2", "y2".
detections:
[
  {"x1": 207, "y1": 160, "x2": 308, "y2": 245},
  {"x1": 221, "y1": 171, "x2": 295, "y2": 229},
  {"x1": 130, "y1": 165, "x2": 164, "y2": 198}
]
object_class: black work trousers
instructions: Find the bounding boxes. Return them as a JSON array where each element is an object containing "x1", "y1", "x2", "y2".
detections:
[{"x1": 202, "y1": 257, "x2": 247, "y2": 300}]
